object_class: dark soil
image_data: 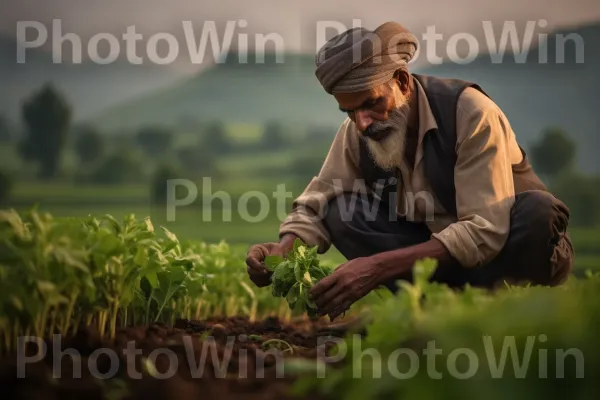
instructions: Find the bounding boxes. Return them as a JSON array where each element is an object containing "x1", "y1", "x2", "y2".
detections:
[{"x1": 0, "y1": 316, "x2": 358, "y2": 400}]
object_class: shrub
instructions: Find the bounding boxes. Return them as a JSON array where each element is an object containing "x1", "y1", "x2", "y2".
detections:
[
  {"x1": 73, "y1": 125, "x2": 105, "y2": 165},
  {"x1": 150, "y1": 163, "x2": 190, "y2": 205},
  {"x1": 551, "y1": 171, "x2": 600, "y2": 227},
  {"x1": 530, "y1": 127, "x2": 576, "y2": 183},
  {"x1": 0, "y1": 169, "x2": 13, "y2": 205},
  {"x1": 87, "y1": 152, "x2": 145, "y2": 185},
  {"x1": 135, "y1": 126, "x2": 174, "y2": 157},
  {"x1": 289, "y1": 153, "x2": 325, "y2": 181},
  {"x1": 177, "y1": 146, "x2": 217, "y2": 176}
]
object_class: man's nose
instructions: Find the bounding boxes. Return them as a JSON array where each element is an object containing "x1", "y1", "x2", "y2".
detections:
[{"x1": 354, "y1": 110, "x2": 373, "y2": 132}]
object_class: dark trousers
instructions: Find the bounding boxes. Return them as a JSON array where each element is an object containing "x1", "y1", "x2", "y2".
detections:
[{"x1": 322, "y1": 190, "x2": 574, "y2": 290}]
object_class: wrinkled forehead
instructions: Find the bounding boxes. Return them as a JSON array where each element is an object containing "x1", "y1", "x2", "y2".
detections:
[{"x1": 333, "y1": 83, "x2": 392, "y2": 110}]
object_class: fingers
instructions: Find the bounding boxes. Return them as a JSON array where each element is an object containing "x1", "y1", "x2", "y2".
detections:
[
  {"x1": 246, "y1": 245, "x2": 268, "y2": 274},
  {"x1": 328, "y1": 298, "x2": 353, "y2": 320},
  {"x1": 320, "y1": 291, "x2": 350, "y2": 318},
  {"x1": 314, "y1": 279, "x2": 345, "y2": 310},
  {"x1": 309, "y1": 272, "x2": 337, "y2": 299},
  {"x1": 264, "y1": 242, "x2": 285, "y2": 257},
  {"x1": 248, "y1": 269, "x2": 271, "y2": 287},
  {"x1": 246, "y1": 256, "x2": 267, "y2": 274},
  {"x1": 246, "y1": 265, "x2": 273, "y2": 278},
  {"x1": 246, "y1": 244, "x2": 279, "y2": 288}
]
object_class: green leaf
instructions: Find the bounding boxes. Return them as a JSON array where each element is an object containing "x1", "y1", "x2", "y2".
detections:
[
  {"x1": 37, "y1": 280, "x2": 56, "y2": 294},
  {"x1": 170, "y1": 258, "x2": 194, "y2": 271},
  {"x1": 161, "y1": 227, "x2": 179, "y2": 243},
  {"x1": 293, "y1": 238, "x2": 304, "y2": 253},
  {"x1": 305, "y1": 294, "x2": 317, "y2": 309},
  {"x1": 145, "y1": 272, "x2": 159, "y2": 288},
  {"x1": 136, "y1": 239, "x2": 161, "y2": 251},
  {"x1": 95, "y1": 230, "x2": 122, "y2": 255},
  {"x1": 134, "y1": 247, "x2": 149, "y2": 268},
  {"x1": 127, "y1": 231, "x2": 155, "y2": 241},
  {"x1": 413, "y1": 257, "x2": 437, "y2": 288},
  {"x1": 286, "y1": 282, "x2": 301, "y2": 304},
  {"x1": 239, "y1": 280, "x2": 255, "y2": 300},
  {"x1": 144, "y1": 218, "x2": 155, "y2": 233},
  {"x1": 264, "y1": 255, "x2": 284, "y2": 270},
  {"x1": 52, "y1": 247, "x2": 89, "y2": 272},
  {"x1": 10, "y1": 295, "x2": 23, "y2": 311},
  {"x1": 302, "y1": 271, "x2": 313, "y2": 286},
  {"x1": 294, "y1": 262, "x2": 306, "y2": 283},
  {"x1": 103, "y1": 214, "x2": 122, "y2": 234},
  {"x1": 266, "y1": 239, "x2": 332, "y2": 316},
  {"x1": 0, "y1": 209, "x2": 27, "y2": 239}
]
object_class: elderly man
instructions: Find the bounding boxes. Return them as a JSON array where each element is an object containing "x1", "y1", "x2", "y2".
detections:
[{"x1": 246, "y1": 21, "x2": 574, "y2": 319}]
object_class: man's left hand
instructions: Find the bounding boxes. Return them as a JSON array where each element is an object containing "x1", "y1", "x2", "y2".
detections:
[{"x1": 309, "y1": 256, "x2": 382, "y2": 320}]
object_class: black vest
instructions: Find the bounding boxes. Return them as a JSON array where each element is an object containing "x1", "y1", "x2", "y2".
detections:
[{"x1": 358, "y1": 73, "x2": 547, "y2": 217}]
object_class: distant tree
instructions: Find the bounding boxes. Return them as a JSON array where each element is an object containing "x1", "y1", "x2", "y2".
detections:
[
  {"x1": 178, "y1": 115, "x2": 202, "y2": 132},
  {"x1": 305, "y1": 125, "x2": 337, "y2": 142},
  {"x1": 289, "y1": 153, "x2": 325, "y2": 182},
  {"x1": 261, "y1": 121, "x2": 287, "y2": 150},
  {"x1": 0, "y1": 169, "x2": 13, "y2": 205},
  {"x1": 204, "y1": 121, "x2": 232, "y2": 154},
  {"x1": 73, "y1": 125, "x2": 105, "y2": 165},
  {"x1": 135, "y1": 126, "x2": 174, "y2": 157},
  {"x1": 88, "y1": 152, "x2": 144, "y2": 184},
  {"x1": 177, "y1": 146, "x2": 216, "y2": 176},
  {"x1": 19, "y1": 84, "x2": 72, "y2": 179},
  {"x1": 151, "y1": 163, "x2": 189, "y2": 205},
  {"x1": 0, "y1": 115, "x2": 12, "y2": 142},
  {"x1": 530, "y1": 127, "x2": 576, "y2": 183},
  {"x1": 551, "y1": 171, "x2": 600, "y2": 227}
]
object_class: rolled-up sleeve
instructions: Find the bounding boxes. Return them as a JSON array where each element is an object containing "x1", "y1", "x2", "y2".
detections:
[
  {"x1": 431, "y1": 89, "x2": 517, "y2": 268},
  {"x1": 279, "y1": 118, "x2": 364, "y2": 253}
]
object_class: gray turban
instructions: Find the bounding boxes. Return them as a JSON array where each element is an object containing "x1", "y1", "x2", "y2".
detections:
[{"x1": 315, "y1": 22, "x2": 418, "y2": 94}]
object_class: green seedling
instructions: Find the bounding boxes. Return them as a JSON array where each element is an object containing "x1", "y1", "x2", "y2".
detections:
[{"x1": 264, "y1": 238, "x2": 333, "y2": 317}]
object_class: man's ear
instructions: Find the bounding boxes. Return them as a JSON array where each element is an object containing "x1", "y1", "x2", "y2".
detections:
[{"x1": 394, "y1": 69, "x2": 411, "y2": 96}]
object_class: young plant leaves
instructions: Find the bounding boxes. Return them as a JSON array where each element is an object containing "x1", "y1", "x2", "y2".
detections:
[{"x1": 267, "y1": 239, "x2": 331, "y2": 316}]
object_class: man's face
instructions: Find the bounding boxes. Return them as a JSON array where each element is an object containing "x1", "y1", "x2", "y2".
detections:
[{"x1": 334, "y1": 79, "x2": 411, "y2": 171}]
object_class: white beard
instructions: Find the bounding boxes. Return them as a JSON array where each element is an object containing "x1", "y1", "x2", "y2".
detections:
[{"x1": 365, "y1": 102, "x2": 410, "y2": 171}]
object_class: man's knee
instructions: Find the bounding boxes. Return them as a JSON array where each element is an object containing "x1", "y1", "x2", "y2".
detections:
[
  {"x1": 511, "y1": 190, "x2": 573, "y2": 284},
  {"x1": 513, "y1": 190, "x2": 570, "y2": 241}
]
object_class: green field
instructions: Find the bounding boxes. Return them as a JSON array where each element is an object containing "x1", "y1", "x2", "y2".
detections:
[
  {"x1": 7, "y1": 181, "x2": 599, "y2": 275},
  {"x1": 9, "y1": 202, "x2": 349, "y2": 266}
]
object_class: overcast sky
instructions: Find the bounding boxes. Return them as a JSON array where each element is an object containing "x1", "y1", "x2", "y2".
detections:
[{"x1": 2, "y1": 0, "x2": 599, "y2": 74}]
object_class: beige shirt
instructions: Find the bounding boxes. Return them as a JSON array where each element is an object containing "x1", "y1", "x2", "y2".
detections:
[{"x1": 279, "y1": 79, "x2": 524, "y2": 268}]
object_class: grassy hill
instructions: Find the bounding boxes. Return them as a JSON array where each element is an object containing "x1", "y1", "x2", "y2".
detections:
[
  {"x1": 91, "y1": 52, "x2": 342, "y2": 131},
  {"x1": 0, "y1": 35, "x2": 181, "y2": 122}
]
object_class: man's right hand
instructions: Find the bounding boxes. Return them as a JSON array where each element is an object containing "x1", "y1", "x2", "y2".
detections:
[
  {"x1": 245, "y1": 235, "x2": 299, "y2": 287},
  {"x1": 245, "y1": 243, "x2": 286, "y2": 287}
]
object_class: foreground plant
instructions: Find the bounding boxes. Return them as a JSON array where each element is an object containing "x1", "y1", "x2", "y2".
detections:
[
  {"x1": 0, "y1": 208, "x2": 289, "y2": 353},
  {"x1": 291, "y1": 262, "x2": 600, "y2": 400},
  {"x1": 264, "y1": 239, "x2": 333, "y2": 317}
]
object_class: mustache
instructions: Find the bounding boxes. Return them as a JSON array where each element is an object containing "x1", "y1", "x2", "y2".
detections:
[
  {"x1": 362, "y1": 105, "x2": 408, "y2": 139},
  {"x1": 363, "y1": 103, "x2": 410, "y2": 139},
  {"x1": 363, "y1": 123, "x2": 393, "y2": 139}
]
